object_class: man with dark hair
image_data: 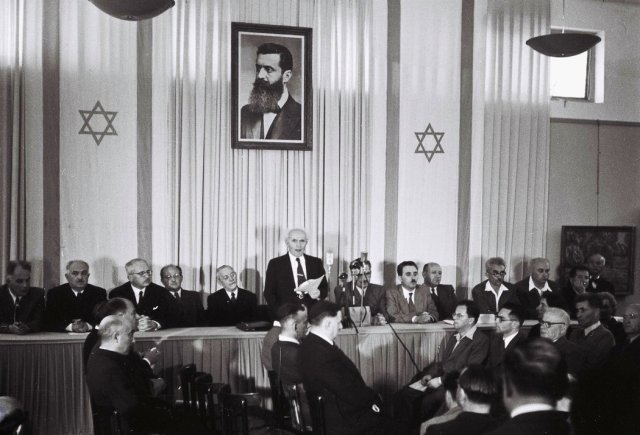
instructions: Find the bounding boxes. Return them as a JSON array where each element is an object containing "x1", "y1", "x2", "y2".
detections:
[
  {"x1": 0, "y1": 261, "x2": 45, "y2": 334},
  {"x1": 569, "y1": 293, "x2": 615, "y2": 370},
  {"x1": 207, "y1": 265, "x2": 257, "y2": 326},
  {"x1": 487, "y1": 303, "x2": 527, "y2": 372},
  {"x1": 597, "y1": 291, "x2": 625, "y2": 345},
  {"x1": 486, "y1": 338, "x2": 570, "y2": 435},
  {"x1": 334, "y1": 257, "x2": 387, "y2": 325},
  {"x1": 271, "y1": 303, "x2": 307, "y2": 385},
  {"x1": 426, "y1": 365, "x2": 498, "y2": 435},
  {"x1": 45, "y1": 260, "x2": 107, "y2": 332},
  {"x1": 419, "y1": 372, "x2": 462, "y2": 435},
  {"x1": 299, "y1": 301, "x2": 383, "y2": 435},
  {"x1": 514, "y1": 257, "x2": 562, "y2": 319},
  {"x1": 240, "y1": 42, "x2": 301, "y2": 140},
  {"x1": 540, "y1": 307, "x2": 586, "y2": 379},
  {"x1": 160, "y1": 264, "x2": 205, "y2": 327},
  {"x1": 422, "y1": 263, "x2": 457, "y2": 320},
  {"x1": 386, "y1": 261, "x2": 438, "y2": 323},
  {"x1": 561, "y1": 265, "x2": 590, "y2": 317},
  {"x1": 471, "y1": 257, "x2": 518, "y2": 314},
  {"x1": 586, "y1": 253, "x2": 614, "y2": 294}
]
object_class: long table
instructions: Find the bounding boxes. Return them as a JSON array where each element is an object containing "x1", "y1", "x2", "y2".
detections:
[{"x1": 1, "y1": 322, "x2": 514, "y2": 435}]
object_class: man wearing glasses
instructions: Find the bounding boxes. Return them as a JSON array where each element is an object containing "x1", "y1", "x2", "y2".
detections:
[
  {"x1": 471, "y1": 257, "x2": 518, "y2": 315},
  {"x1": 0, "y1": 261, "x2": 45, "y2": 334},
  {"x1": 334, "y1": 257, "x2": 388, "y2": 325},
  {"x1": 207, "y1": 265, "x2": 257, "y2": 326},
  {"x1": 109, "y1": 258, "x2": 174, "y2": 331},
  {"x1": 160, "y1": 264, "x2": 205, "y2": 327},
  {"x1": 539, "y1": 307, "x2": 585, "y2": 379},
  {"x1": 488, "y1": 303, "x2": 527, "y2": 372}
]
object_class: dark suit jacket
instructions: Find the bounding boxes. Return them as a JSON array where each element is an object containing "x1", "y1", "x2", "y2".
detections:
[
  {"x1": 271, "y1": 340, "x2": 302, "y2": 384},
  {"x1": 109, "y1": 282, "x2": 174, "y2": 328},
  {"x1": 471, "y1": 280, "x2": 518, "y2": 314},
  {"x1": 166, "y1": 289, "x2": 205, "y2": 327},
  {"x1": 487, "y1": 330, "x2": 527, "y2": 372},
  {"x1": 206, "y1": 288, "x2": 257, "y2": 326},
  {"x1": 601, "y1": 317, "x2": 626, "y2": 346},
  {"x1": 424, "y1": 327, "x2": 490, "y2": 378},
  {"x1": 264, "y1": 253, "x2": 328, "y2": 317},
  {"x1": 299, "y1": 332, "x2": 382, "y2": 435},
  {"x1": 560, "y1": 283, "x2": 580, "y2": 318},
  {"x1": 588, "y1": 276, "x2": 614, "y2": 294},
  {"x1": 514, "y1": 277, "x2": 561, "y2": 319},
  {"x1": 240, "y1": 95, "x2": 301, "y2": 140},
  {"x1": 428, "y1": 284, "x2": 458, "y2": 320},
  {"x1": 426, "y1": 411, "x2": 498, "y2": 435},
  {"x1": 569, "y1": 324, "x2": 615, "y2": 370},
  {"x1": 334, "y1": 283, "x2": 387, "y2": 319},
  {"x1": 553, "y1": 336, "x2": 586, "y2": 378},
  {"x1": 0, "y1": 285, "x2": 45, "y2": 332},
  {"x1": 485, "y1": 410, "x2": 571, "y2": 435},
  {"x1": 261, "y1": 324, "x2": 282, "y2": 370},
  {"x1": 44, "y1": 283, "x2": 106, "y2": 331},
  {"x1": 385, "y1": 284, "x2": 439, "y2": 323}
]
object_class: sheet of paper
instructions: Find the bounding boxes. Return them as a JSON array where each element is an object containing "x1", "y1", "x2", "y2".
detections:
[{"x1": 409, "y1": 380, "x2": 428, "y2": 392}]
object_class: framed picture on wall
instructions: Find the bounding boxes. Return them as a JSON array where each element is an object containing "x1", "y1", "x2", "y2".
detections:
[
  {"x1": 231, "y1": 22, "x2": 312, "y2": 150},
  {"x1": 561, "y1": 225, "x2": 636, "y2": 296}
]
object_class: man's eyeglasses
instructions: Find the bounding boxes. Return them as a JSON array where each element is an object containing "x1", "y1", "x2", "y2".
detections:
[
  {"x1": 220, "y1": 272, "x2": 237, "y2": 280},
  {"x1": 540, "y1": 321, "x2": 564, "y2": 328},
  {"x1": 489, "y1": 270, "x2": 507, "y2": 277},
  {"x1": 452, "y1": 313, "x2": 468, "y2": 319},
  {"x1": 623, "y1": 313, "x2": 639, "y2": 320},
  {"x1": 132, "y1": 270, "x2": 152, "y2": 277},
  {"x1": 496, "y1": 316, "x2": 512, "y2": 323},
  {"x1": 163, "y1": 274, "x2": 182, "y2": 280}
]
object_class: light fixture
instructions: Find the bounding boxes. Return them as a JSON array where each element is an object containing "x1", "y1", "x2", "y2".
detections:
[
  {"x1": 89, "y1": 0, "x2": 175, "y2": 21},
  {"x1": 526, "y1": 0, "x2": 601, "y2": 57}
]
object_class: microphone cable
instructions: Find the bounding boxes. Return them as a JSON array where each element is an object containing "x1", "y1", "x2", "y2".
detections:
[{"x1": 387, "y1": 322, "x2": 421, "y2": 374}]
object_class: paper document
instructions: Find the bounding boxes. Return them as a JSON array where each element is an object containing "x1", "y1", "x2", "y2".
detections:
[
  {"x1": 409, "y1": 380, "x2": 428, "y2": 392},
  {"x1": 295, "y1": 276, "x2": 324, "y2": 298}
]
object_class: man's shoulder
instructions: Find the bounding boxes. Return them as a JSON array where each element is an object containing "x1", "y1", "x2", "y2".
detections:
[
  {"x1": 237, "y1": 288, "x2": 257, "y2": 299},
  {"x1": 26, "y1": 287, "x2": 45, "y2": 299},
  {"x1": 367, "y1": 283, "x2": 384, "y2": 293},
  {"x1": 281, "y1": 95, "x2": 301, "y2": 113},
  {"x1": 384, "y1": 285, "x2": 402, "y2": 297},
  {"x1": 267, "y1": 254, "x2": 289, "y2": 267},
  {"x1": 303, "y1": 254, "x2": 323, "y2": 264},
  {"x1": 514, "y1": 277, "x2": 530, "y2": 291},
  {"x1": 240, "y1": 104, "x2": 260, "y2": 118},
  {"x1": 471, "y1": 328, "x2": 490, "y2": 345},
  {"x1": 471, "y1": 280, "x2": 488, "y2": 293},
  {"x1": 594, "y1": 324, "x2": 615, "y2": 341},
  {"x1": 438, "y1": 284, "x2": 456, "y2": 294},
  {"x1": 109, "y1": 282, "x2": 130, "y2": 296}
]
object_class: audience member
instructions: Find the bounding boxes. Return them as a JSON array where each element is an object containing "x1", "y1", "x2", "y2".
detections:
[
  {"x1": 609, "y1": 303, "x2": 640, "y2": 365},
  {"x1": 486, "y1": 338, "x2": 570, "y2": 435},
  {"x1": 109, "y1": 258, "x2": 174, "y2": 330},
  {"x1": 334, "y1": 257, "x2": 387, "y2": 325},
  {"x1": 261, "y1": 320, "x2": 282, "y2": 371},
  {"x1": 560, "y1": 265, "x2": 589, "y2": 318},
  {"x1": 471, "y1": 257, "x2": 518, "y2": 315},
  {"x1": 386, "y1": 261, "x2": 438, "y2": 324},
  {"x1": 271, "y1": 303, "x2": 307, "y2": 385},
  {"x1": 514, "y1": 258, "x2": 562, "y2": 319},
  {"x1": 0, "y1": 261, "x2": 45, "y2": 334},
  {"x1": 45, "y1": 260, "x2": 106, "y2": 332},
  {"x1": 207, "y1": 265, "x2": 257, "y2": 326},
  {"x1": 160, "y1": 264, "x2": 205, "y2": 327},
  {"x1": 264, "y1": 228, "x2": 328, "y2": 318},
  {"x1": 596, "y1": 291, "x2": 625, "y2": 345},
  {"x1": 569, "y1": 293, "x2": 615, "y2": 371},
  {"x1": 299, "y1": 301, "x2": 384, "y2": 435},
  {"x1": 540, "y1": 307, "x2": 586, "y2": 379},
  {"x1": 586, "y1": 254, "x2": 614, "y2": 294},
  {"x1": 419, "y1": 372, "x2": 462, "y2": 435},
  {"x1": 426, "y1": 365, "x2": 498, "y2": 435},
  {"x1": 487, "y1": 303, "x2": 527, "y2": 372},
  {"x1": 527, "y1": 293, "x2": 566, "y2": 338},
  {"x1": 422, "y1": 263, "x2": 457, "y2": 320},
  {"x1": 0, "y1": 396, "x2": 27, "y2": 435}
]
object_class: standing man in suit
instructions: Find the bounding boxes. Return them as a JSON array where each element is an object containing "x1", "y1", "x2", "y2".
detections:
[
  {"x1": 560, "y1": 265, "x2": 590, "y2": 318},
  {"x1": 240, "y1": 43, "x2": 301, "y2": 141},
  {"x1": 487, "y1": 303, "x2": 527, "y2": 372},
  {"x1": 471, "y1": 257, "x2": 518, "y2": 315},
  {"x1": 45, "y1": 260, "x2": 106, "y2": 332},
  {"x1": 485, "y1": 339, "x2": 571, "y2": 435},
  {"x1": 160, "y1": 264, "x2": 204, "y2": 327},
  {"x1": 540, "y1": 307, "x2": 586, "y2": 379},
  {"x1": 334, "y1": 257, "x2": 387, "y2": 325},
  {"x1": 386, "y1": 261, "x2": 438, "y2": 324},
  {"x1": 299, "y1": 301, "x2": 384, "y2": 435},
  {"x1": 586, "y1": 253, "x2": 615, "y2": 294},
  {"x1": 207, "y1": 265, "x2": 257, "y2": 326},
  {"x1": 0, "y1": 261, "x2": 45, "y2": 334},
  {"x1": 422, "y1": 262, "x2": 457, "y2": 320},
  {"x1": 514, "y1": 257, "x2": 562, "y2": 319},
  {"x1": 569, "y1": 292, "x2": 615, "y2": 371},
  {"x1": 109, "y1": 258, "x2": 173, "y2": 331},
  {"x1": 264, "y1": 228, "x2": 328, "y2": 318}
]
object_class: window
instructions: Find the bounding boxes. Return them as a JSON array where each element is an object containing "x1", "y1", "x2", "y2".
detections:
[{"x1": 549, "y1": 30, "x2": 600, "y2": 102}]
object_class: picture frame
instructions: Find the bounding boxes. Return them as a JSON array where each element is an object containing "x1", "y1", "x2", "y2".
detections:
[
  {"x1": 560, "y1": 225, "x2": 636, "y2": 296},
  {"x1": 231, "y1": 22, "x2": 312, "y2": 150}
]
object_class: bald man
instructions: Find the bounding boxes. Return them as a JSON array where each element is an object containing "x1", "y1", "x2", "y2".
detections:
[
  {"x1": 514, "y1": 258, "x2": 562, "y2": 319},
  {"x1": 586, "y1": 254, "x2": 615, "y2": 294}
]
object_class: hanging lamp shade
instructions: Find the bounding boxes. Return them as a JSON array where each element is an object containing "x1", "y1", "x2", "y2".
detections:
[
  {"x1": 526, "y1": 33, "x2": 601, "y2": 57},
  {"x1": 89, "y1": 0, "x2": 175, "y2": 21}
]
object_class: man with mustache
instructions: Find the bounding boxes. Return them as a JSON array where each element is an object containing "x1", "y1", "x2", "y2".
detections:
[
  {"x1": 240, "y1": 42, "x2": 301, "y2": 140},
  {"x1": 386, "y1": 261, "x2": 438, "y2": 324}
]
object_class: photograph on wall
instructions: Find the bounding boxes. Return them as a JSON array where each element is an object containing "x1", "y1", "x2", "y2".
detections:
[
  {"x1": 231, "y1": 22, "x2": 312, "y2": 150},
  {"x1": 561, "y1": 225, "x2": 636, "y2": 295}
]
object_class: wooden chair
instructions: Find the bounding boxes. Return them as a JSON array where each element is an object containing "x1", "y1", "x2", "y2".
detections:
[
  {"x1": 179, "y1": 363, "x2": 206, "y2": 413},
  {"x1": 267, "y1": 369, "x2": 288, "y2": 429},
  {"x1": 308, "y1": 393, "x2": 326, "y2": 435},
  {"x1": 221, "y1": 390, "x2": 262, "y2": 435},
  {"x1": 281, "y1": 382, "x2": 313, "y2": 433},
  {"x1": 91, "y1": 406, "x2": 129, "y2": 435}
]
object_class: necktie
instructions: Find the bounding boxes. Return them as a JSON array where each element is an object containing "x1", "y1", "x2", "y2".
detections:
[
  {"x1": 296, "y1": 258, "x2": 307, "y2": 286},
  {"x1": 13, "y1": 297, "x2": 21, "y2": 323},
  {"x1": 174, "y1": 291, "x2": 180, "y2": 300},
  {"x1": 431, "y1": 287, "x2": 437, "y2": 297},
  {"x1": 408, "y1": 292, "x2": 415, "y2": 312},
  {"x1": 138, "y1": 291, "x2": 144, "y2": 305},
  {"x1": 231, "y1": 292, "x2": 237, "y2": 303}
]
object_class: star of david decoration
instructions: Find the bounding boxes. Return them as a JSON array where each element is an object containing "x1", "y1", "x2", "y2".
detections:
[
  {"x1": 414, "y1": 123, "x2": 445, "y2": 163},
  {"x1": 78, "y1": 101, "x2": 118, "y2": 146}
]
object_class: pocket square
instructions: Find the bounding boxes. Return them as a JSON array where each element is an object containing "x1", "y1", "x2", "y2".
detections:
[{"x1": 153, "y1": 306, "x2": 159, "y2": 310}]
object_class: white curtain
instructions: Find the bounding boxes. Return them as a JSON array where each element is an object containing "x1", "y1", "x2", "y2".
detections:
[
  {"x1": 467, "y1": 0, "x2": 550, "y2": 289},
  {"x1": 151, "y1": 0, "x2": 388, "y2": 300}
]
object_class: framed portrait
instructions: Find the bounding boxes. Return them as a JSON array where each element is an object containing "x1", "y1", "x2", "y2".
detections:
[
  {"x1": 560, "y1": 225, "x2": 636, "y2": 295},
  {"x1": 231, "y1": 22, "x2": 312, "y2": 150}
]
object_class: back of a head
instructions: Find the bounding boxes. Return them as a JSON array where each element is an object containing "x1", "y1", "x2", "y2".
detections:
[
  {"x1": 504, "y1": 338, "x2": 568, "y2": 402},
  {"x1": 92, "y1": 297, "x2": 128, "y2": 323},
  {"x1": 98, "y1": 314, "x2": 133, "y2": 342},
  {"x1": 459, "y1": 365, "x2": 497, "y2": 405},
  {"x1": 277, "y1": 302, "x2": 305, "y2": 324},
  {"x1": 0, "y1": 396, "x2": 26, "y2": 435},
  {"x1": 307, "y1": 301, "x2": 339, "y2": 326},
  {"x1": 502, "y1": 302, "x2": 525, "y2": 326}
]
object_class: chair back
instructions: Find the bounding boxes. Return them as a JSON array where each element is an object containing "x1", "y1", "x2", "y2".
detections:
[
  {"x1": 267, "y1": 370, "x2": 287, "y2": 428},
  {"x1": 179, "y1": 364, "x2": 196, "y2": 410},
  {"x1": 194, "y1": 373, "x2": 213, "y2": 418},
  {"x1": 221, "y1": 390, "x2": 261, "y2": 435},
  {"x1": 205, "y1": 382, "x2": 230, "y2": 433},
  {"x1": 91, "y1": 406, "x2": 129, "y2": 435},
  {"x1": 281, "y1": 382, "x2": 313, "y2": 433},
  {"x1": 308, "y1": 392, "x2": 326, "y2": 435}
]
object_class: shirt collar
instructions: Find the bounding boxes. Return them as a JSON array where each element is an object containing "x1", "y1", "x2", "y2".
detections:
[
  {"x1": 401, "y1": 286, "x2": 416, "y2": 299},
  {"x1": 131, "y1": 284, "x2": 145, "y2": 294},
  {"x1": 484, "y1": 280, "x2": 509, "y2": 293},
  {"x1": 289, "y1": 252, "x2": 304, "y2": 264},
  {"x1": 510, "y1": 403, "x2": 554, "y2": 418},
  {"x1": 278, "y1": 334, "x2": 299, "y2": 344},
  {"x1": 170, "y1": 289, "x2": 182, "y2": 298},
  {"x1": 584, "y1": 321, "x2": 601, "y2": 336},
  {"x1": 310, "y1": 329, "x2": 334, "y2": 346},
  {"x1": 529, "y1": 277, "x2": 551, "y2": 293},
  {"x1": 456, "y1": 325, "x2": 477, "y2": 341},
  {"x1": 503, "y1": 330, "x2": 519, "y2": 347},
  {"x1": 225, "y1": 289, "x2": 238, "y2": 298}
]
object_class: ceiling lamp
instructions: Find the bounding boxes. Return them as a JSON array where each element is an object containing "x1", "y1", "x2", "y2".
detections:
[
  {"x1": 526, "y1": 0, "x2": 600, "y2": 57},
  {"x1": 89, "y1": 0, "x2": 175, "y2": 21}
]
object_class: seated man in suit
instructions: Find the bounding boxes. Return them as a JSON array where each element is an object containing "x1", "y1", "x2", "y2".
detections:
[
  {"x1": 271, "y1": 302, "x2": 307, "y2": 385},
  {"x1": 586, "y1": 253, "x2": 614, "y2": 294},
  {"x1": 45, "y1": 260, "x2": 106, "y2": 332},
  {"x1": 264, "y1": 228, "x2": 328, "y2": 318},
  {"x1": 207, "y1": 265, "x2": 257, "y2": 326},
  {"x1": 488, "y1": 303, "x2": 527, "y2": 372},
  {"x1": 334, "y1": 257, "x2": 387, "y2": 325},
  {"x1": 560, "y1": 265, "x2": 589, "y2": 318},
  {"x1": 514, "y1": 257, "x2": 562, "y2": 319},
  {"x1": 569, "y1": 293, "x2": 615, "y2": 371},
  {"x1": 426, "y1": 365, "x2": 498, "y2": 435},
  {"x1": 109, "y1": 258, "x2": 174, "y2": 331},
  {"x1": 160, "y1": 264, "x2": 205, "y2": 327},
  {"x1": 386, "y1": 261, "x2": 438, "y2": 324},
  {"x1": 0, "y1": 261, "x2": 45, "y2": 334},
  {"x1": 540, "y1": 307, "x2": 586, "y2": 379},
  {"x1": 422, "y1": 263, "x2": 457, "y2": 320},
  {"x1": 299, "y1": 301, "x2": 384, "y2": 435},
  {"x1": 471, "y1": 257, "x2": 518, "y2": 315},
  {"x1": 486, "y1": 339, "x2": 570, "y2": 435}
]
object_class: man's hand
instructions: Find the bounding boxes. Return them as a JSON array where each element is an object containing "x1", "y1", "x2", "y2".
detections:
[
  {"x1": 375, "y1": 313, "x2": 387, "y2": 325},
  {"x1": 150, "y1": 377, "x2": 166, "y2": 397},
  {"x1": 143, "y1": 347, "x2": 162, "y2": 366},
  {"x1": 137, "y1": 316, "x2": 158, "y2": 332},
  {"x1": 416, "y1": 312, "x2": 434, "y2": 324},
  {"x1": 420, "y1": 374, "x2": 432, "y2": 386},
  {"x1": 71, "y1": 319, "x2": 91, "y2": 333},
  {"x1": 426, "y1": 377, "x2": 441, "y2": 390},
  {"x1": 8, "y1": 322, "x2": 30, "y2": 335}
]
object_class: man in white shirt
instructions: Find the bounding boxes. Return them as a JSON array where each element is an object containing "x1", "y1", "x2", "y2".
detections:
[
  {"x1": 514, "y1": 257, "x2": 561, "y2": 319},
  {"x1": 471, "y1": 257, "x2": 518, "y2": 315}
]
